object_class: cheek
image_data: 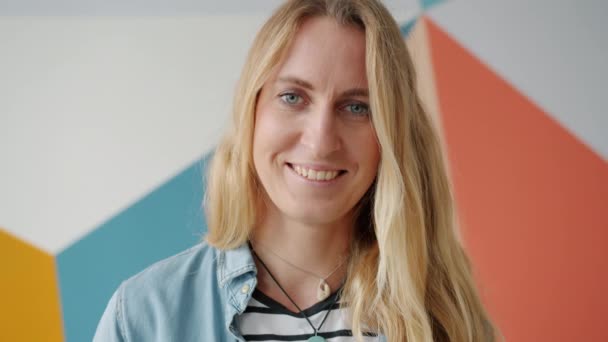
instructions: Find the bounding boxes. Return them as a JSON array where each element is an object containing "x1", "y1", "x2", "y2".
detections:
[
  {"x1": 252, "y1": 103, "x2": 293, "y2": 168},
  {"x1": 252, "y1": 107, "x2": 270, "y2": 174},
  {"x1": 354, "y1": 127, "x2": 381, "y2": 177},
  {"x1": 256, "y1": 114, "x2": 283, "y2": 143}
]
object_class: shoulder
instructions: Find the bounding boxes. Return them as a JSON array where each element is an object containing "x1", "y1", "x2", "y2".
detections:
[
  {"x1": 94, "y1": 241, "x2": 256, "y2": 341},
  {"x1": 96, "y1": 242, "x2": 226, "y2": 341},
  {"x1": 121, "y1": 241, "x2": 219, "y2": 295},
  {"x1": 117, "y1": 241, "x2": 225, "y2": 319}
]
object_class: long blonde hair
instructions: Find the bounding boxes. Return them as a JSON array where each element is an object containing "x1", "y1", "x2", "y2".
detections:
[{"x1": 205, "y1": 0, "x2": 498, "y2": 341}]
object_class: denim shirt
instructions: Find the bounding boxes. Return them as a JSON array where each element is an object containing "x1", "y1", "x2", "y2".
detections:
[{"x1": 93, "y1": 241, "x2": 386, "y2": 341}]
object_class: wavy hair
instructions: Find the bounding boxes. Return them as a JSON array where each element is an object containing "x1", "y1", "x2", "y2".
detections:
[{"x1": 205, "y1": 0, "x2": 498, "y2": 340}]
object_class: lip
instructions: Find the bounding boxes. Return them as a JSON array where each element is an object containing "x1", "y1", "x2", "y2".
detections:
[
  {"x1": 285, "y1": 162, "x2": 347, "y2": 185},
  {"x1": 287, "y1": 162, "x2": 346, "y2": 172}
]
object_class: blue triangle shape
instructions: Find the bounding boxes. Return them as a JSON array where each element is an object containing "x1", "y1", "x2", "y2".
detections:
[
  {"x1": 57, "y1": 153, "x2": 212, "y2": 342},
  {"x1": 400, "y1": 18, "x2": 417, "y2": 38},
  {"x1": 420, "y1": 0, "x2": 446, "y2": 11}
]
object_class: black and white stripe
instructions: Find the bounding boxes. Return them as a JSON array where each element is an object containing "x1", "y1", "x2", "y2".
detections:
[{"x1": 236, "y1": 289, "x2": 378, "y2": 341}]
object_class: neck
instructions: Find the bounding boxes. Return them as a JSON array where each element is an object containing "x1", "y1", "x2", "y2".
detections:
[{"x1": 251, "y1": 201, "x2": 353, "y2": 311}]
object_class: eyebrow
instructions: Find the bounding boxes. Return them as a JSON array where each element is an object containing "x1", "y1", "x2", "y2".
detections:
[
  {"x1": 277, "y1": 76, "x2": 314, "y2": 90},
  {"x1": 277, "y1": 76, "x2": 369, "y2": 98}
]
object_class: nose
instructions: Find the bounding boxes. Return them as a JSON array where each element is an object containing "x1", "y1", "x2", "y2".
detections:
[{"x1": 300, "y1": 104, "x2": 342, "y2": 158}]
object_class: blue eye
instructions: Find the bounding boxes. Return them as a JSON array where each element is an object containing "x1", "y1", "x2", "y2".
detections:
[
  {"x1": 280, "y1": 93, "x2": 303, "y2": 105},
  {"x1": 345, "y1": 103, "x2": 370, "y2": 116}
]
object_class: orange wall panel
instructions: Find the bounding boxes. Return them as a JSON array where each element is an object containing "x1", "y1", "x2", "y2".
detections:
[{"x1": 426, "y1": 17, "x2": 608, "y2": 341}]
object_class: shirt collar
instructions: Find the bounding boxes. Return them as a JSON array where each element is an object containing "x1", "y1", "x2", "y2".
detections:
[{"x1": 216, "y1": 241, "x2": 257, "y2": 288}]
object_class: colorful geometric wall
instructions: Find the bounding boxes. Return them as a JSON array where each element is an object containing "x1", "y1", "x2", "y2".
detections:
[{"x1": 1, "y1": 1, "x2": 606, "y2": 341}]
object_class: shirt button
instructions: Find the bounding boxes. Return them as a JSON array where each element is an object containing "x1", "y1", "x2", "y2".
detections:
[{"x1": 241, "y1": 284, "x2": 250, "y2": 294}]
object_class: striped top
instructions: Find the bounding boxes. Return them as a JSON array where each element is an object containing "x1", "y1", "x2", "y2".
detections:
[{"x1": 236, "y1": 288, "x2": 378, "y2": 341}]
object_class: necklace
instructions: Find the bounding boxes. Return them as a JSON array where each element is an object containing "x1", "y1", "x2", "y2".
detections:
[
  {"x1": 251, "y1": 239, "x2": 347, "y2": 301},
  {"x1": 252, "y1": 249, "x2": 341, "y2": 342}
]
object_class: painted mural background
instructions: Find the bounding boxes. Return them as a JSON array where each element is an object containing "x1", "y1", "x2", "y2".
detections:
[{"x1": 1, "y1": 1, "x2": 606, "y2": 341}]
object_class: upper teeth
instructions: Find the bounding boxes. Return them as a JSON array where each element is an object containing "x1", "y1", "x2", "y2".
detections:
[{"x1": 292, "y1": 165, "x2": 340, "y2": 181}]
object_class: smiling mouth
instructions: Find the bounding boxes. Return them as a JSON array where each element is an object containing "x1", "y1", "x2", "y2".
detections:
[{"x1": 286, "y1": 163, "x2": 347, "y2": 182}]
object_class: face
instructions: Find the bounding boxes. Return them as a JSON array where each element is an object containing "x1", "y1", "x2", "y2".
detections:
[{"x1": 252, "y1": 16, "x2": 380, "y2": 227}]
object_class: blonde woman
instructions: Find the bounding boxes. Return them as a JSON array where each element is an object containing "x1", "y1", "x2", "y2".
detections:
[{"x1": 94, "y1": 0, "x2": 497, "y2": 341}]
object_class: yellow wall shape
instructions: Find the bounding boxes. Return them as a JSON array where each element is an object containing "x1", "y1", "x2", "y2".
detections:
[{"x1": 0, "y1": 228, "x2": 64, "y2": 342}]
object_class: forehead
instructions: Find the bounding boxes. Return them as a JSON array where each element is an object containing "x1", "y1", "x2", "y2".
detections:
[{"x1": 272, "y1": 16, "x2": 368, "y2": 91}]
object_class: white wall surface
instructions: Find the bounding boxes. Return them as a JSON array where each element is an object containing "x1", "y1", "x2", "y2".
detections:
[{"x1": 0, "y1": 15, "x2": 264, "y2": 253}]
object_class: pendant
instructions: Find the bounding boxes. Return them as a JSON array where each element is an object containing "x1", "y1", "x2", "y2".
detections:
[
  {"x1": 317, "y1": 279, "x2": 331, "y2": 301},
  {"x1": 307, "y1": 336, "x2": 326, "y2": 342}
]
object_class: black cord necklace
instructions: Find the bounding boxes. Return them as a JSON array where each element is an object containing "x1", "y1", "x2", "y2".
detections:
[{"x1": 252, "y1": 248, "x2": 341, "y2": 342}]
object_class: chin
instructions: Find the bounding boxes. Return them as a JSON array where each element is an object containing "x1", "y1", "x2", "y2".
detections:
[{"x1": 286, "y1": 206, "x2": 348, "y2": 226}]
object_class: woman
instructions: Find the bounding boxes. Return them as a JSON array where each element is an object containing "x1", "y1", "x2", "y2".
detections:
[{"x1": 94, "y1": 0, "x2": 498, "y2": 341}]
